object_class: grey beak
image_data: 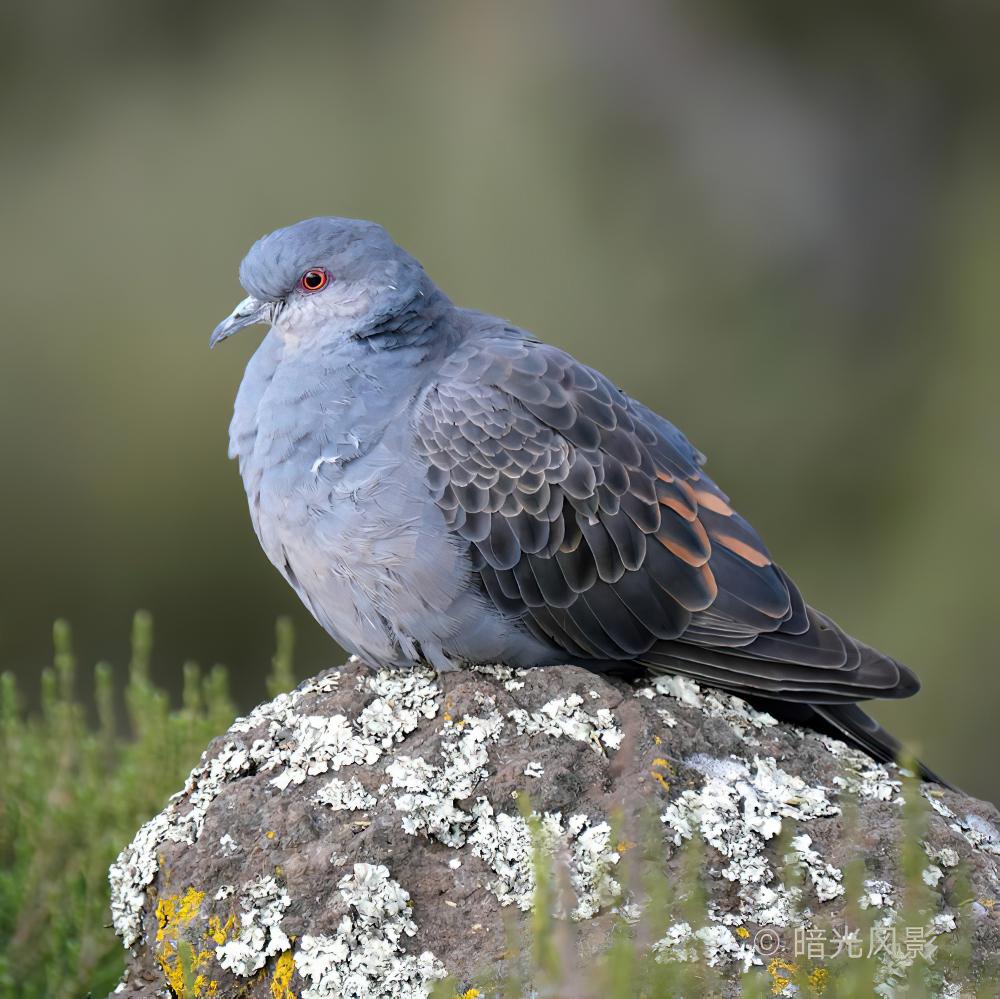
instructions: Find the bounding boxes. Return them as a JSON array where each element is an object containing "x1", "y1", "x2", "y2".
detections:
[{"x1": 210, "y1": 296, "x2": 274, "y2": 348}]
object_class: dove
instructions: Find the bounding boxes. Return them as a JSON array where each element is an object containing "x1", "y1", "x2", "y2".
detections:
[{"x1": 212, "y1": 216, "x2": 944, "y2": 782}]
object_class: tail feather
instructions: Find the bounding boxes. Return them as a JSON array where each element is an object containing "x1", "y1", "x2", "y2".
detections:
[{"x1": 809, "y1": 702, "x2": 953, "y2": 789}]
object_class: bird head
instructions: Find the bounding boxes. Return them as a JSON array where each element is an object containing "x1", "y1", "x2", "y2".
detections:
[{"x1": 210, "y1": 217, "x2": 428, "y2": 348}]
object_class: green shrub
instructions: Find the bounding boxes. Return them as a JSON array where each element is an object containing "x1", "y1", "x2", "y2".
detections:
[{"x1": 0, "y1": 613, "x2": 294, "y2": 998}]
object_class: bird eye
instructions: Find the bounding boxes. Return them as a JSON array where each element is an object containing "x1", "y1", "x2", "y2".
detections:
[{"x1": 298, "y1": 268, "x2": 330, "y2": 293}]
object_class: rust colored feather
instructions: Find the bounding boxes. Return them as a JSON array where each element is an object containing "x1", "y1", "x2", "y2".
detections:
[
  {"x1": 692, "y1": 487, "x2": 733, "y2": 517},
  {"x1": 713, "y1": 533, "x2": 771, "y2": 567}
]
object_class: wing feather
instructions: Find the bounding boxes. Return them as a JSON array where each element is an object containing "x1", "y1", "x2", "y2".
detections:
[{"x1": 413, "y1": 331, "x2": 918, "y2": 703}]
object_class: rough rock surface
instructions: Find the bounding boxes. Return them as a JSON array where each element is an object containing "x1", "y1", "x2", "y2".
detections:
[{"x1": 108, "y1": 660, "x2": 1000, "y2": 997}]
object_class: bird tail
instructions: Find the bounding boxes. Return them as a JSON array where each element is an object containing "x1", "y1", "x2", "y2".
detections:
[{"x1": 808, "y1": 702, "x2": 954, "y2": 789}]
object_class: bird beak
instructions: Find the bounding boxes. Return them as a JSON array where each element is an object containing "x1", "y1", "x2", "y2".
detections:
[{"x1": 210, "y1": 296, "x2": 274, "y2": 348}]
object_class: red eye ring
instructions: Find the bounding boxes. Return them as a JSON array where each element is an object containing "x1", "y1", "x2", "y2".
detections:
[{"x1": 299, "y1": 268, "x2": 330, "y2": 293}]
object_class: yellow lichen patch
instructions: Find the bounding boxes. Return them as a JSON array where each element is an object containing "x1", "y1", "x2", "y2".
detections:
[
  {"x1": 207, "y1": 913, "x2": 237, "y2": 946},
  {"x1": 651, "y1": 756, "x2": 675, "y2": 792},
  {"x1": 154, "y1": 888, "x2": 234, "y2": 997},
  {"x1": 266, "y1": 830, "x2": 277, "y2": 840},
  {"x1": 156, "y1": 887, "x2": 206, "y2": 943},
  {"x1": 768, "y1": 959, "x2": 798, "y2": 995},
  {"x1": 809, "y1": 967, "x2": 829, "y2": 994},
  {"x1": 653, "y1": 734, "x2": 662, "y2": 745},
  {"x1": 456, "y1": 990, "x2": 481, "y2": 999},
  {"x1": 616, "y1": 839, "x2": 636, "y2": 854},
  {"x1": 158, "y1": 939, "x2": 216, "y2": 998},
  {"x1": 736, "y1": 926, "x2": 750, "y2": 939},
  {"x1": 270, "y1": 950, "x2": 297, "y2": 999},
  {"x1": 192, "y1": 974, "x2": 219, "y2": 998},
  {"x1": 979, "y1": 897, "x2": 996, "y2": 910}
]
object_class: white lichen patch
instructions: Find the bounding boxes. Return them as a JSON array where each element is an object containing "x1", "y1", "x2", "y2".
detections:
[
  {"x1": 922, "y1": 864, "x2": 945, "y2": 887},
  {"x1": 357, "y1": 670, "x2": 441, "y2": 748},
  {"x1": 662, "y1": 755, "x2": 839, "y2": 924},
  {"x1": 109, "y1": 667, "x2": 438, "y2": 948},
  {"x1": 640, "y1": 674, "x2": 777, "y2": 745},
  {"x1": 817, "y1": 734, "x2": 901, "y2": 801},
  {"x1": 109, "y1": 812, "x2": 172, "y2": 946},
  {"x1": 508, "y1": 692, "x2": 623, "y2": 753},
  {"x1": 268, "y1": 714, "x2": 382, "y2": 790},
  {"x1": 860, "y1": 879, "x2": 895, "y2": 910},
  {"x1": 928, "y1": 845, "x2": 960, "y2": 869},
  {"x1": 652, "y1": 921, "x2": 757, "y2": 971},
  {"x1": 651, "y1": 921, "x2": 698, "y2": 962},
  {"x1": 922, "y1": 789, "x2": 1000, "y2": 860},
  {"x1": 216, "y1": 874, "x2": 291, "y2": 976},
  {"x1": 922, "y1": 789, "x2": 957, "y2": 819},
  {"x1": 656, "y1": 707, "x2": 678, "y2": 728},
  {"x1": 566, "y1": 816, "x2": 623, "y2": 919},
  {"x1": 789, "y1": 833, "x2": 844, "y2": 902},
  {"x1": 467, "y1": 799, "x2": 621, "y2": 919},
  {"x1": 314, "y1": 776, "x2": 377, "y2": 812},
  {"x1": 468, "y1": 662, "x2": 517, "y2": 680},
  {"x1": 959, "y1": 813, "x2": 1000, "y2": 857},
  {"x1": 387, "y1": 711, "x2": 503, "y2": 847},
  {"x1": 377, "y1": 695, "x2": 621, "y2": 919},
  {"x1": 294, "y1": 863, "x2": 446, "y2": 999},
  {"x1": 644, "y1": 673, "x2": 704, "y2": 708}
]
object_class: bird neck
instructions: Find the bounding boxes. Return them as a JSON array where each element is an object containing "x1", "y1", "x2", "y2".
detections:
[{"x1": 365, "y1": 285, "x2": 453, "y2": 344}]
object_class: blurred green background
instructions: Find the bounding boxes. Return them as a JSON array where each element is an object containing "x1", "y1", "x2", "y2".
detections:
[{"x1": 0, "y1": 1, "x2": 997, "y2": 799}]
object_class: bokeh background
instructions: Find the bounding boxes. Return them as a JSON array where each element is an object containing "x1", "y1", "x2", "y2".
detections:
[{"x1": 1, "y1": 1, "x2": 997, "y2": 799}]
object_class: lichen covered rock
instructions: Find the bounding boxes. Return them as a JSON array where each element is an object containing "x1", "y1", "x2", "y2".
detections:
[{"x1": 109, "y1": 661, "x2": 1000, "y2": 997}]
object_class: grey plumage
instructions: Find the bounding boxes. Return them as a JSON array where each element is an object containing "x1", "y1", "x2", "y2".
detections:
[{"x1": 212, "y1": 216, "x2": 944, "y2": 782}]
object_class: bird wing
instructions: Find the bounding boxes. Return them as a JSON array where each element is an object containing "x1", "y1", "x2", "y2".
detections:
[{"x1": 413, "y1": 331, "x2": 917, "y2": 705}]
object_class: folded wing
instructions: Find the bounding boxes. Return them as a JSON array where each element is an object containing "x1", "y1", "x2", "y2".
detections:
[{"x1": 413, "y1": 331, "x2": 918, "y2": 706}]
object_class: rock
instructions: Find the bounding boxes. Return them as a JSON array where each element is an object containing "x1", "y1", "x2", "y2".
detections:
[{"x1": 108, "y1": 660, "x2": 1000, "y2": 998}]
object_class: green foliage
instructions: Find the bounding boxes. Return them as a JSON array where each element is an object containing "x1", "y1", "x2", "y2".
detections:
[{"x1": 0, "y1": 614, "x2": 296, "y2": 999}]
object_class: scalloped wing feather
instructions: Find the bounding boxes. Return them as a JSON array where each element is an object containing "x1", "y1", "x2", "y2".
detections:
[{"x1": 413, "y1": 331, "x2": 917, "y2": 704}]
